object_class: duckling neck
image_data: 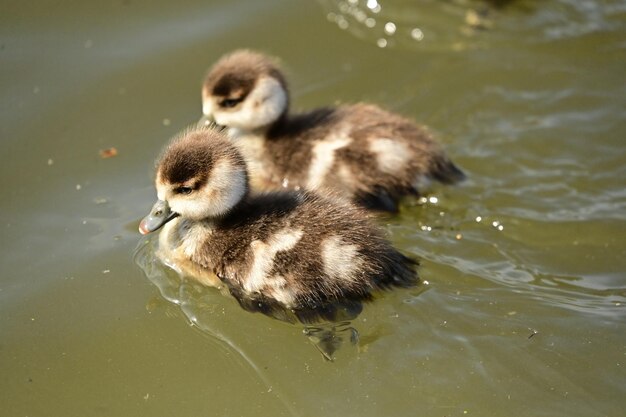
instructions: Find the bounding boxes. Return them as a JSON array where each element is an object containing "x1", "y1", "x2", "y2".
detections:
[
  {"x1": 156, "y1": 217, "x2": 220, "y2": 278},
  {"x1": 265, "y1": 111, "x2": 290, "y2": 136},
  {"x1": 226, "y1": 109, "x2": 289, "y2": 140},
  {"x1": 159, "y1": 217, "x2": 213, "y2": 253},
  {"x1": 179, "y1": 219, "x2": 215, "y2": 260}
]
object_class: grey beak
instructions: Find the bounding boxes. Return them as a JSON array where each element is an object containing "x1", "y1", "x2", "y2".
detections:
[
  {"x1": 198, "y1": 114, "x2": 216, "y2": 128},
  {"x1": 197, "y1": 114, "x2": 226, "y2": 131},
  {"x1": 138, "y1": 200, "x2": 178, "y2": 235}
]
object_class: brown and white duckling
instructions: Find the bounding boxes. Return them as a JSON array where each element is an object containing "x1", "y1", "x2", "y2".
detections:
[
  {"x1": 139, "y1": 127, "x2": 418, "y2": 322},
  {"x1": 201, "y1": 49, "x2": 465, "y2": 212}
]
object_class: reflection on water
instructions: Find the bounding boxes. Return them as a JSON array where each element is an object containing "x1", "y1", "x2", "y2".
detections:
[
  {"x1": 133, "y1": 235, "x2": 306, "y2": 415},
  {"x1": 134, "y1": 235, "x2": 364, "y2": 361}
]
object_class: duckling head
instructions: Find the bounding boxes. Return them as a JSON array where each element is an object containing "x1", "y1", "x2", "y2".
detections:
[
  {"x1": 201, "y1": 49, "x2": 289, "y2": 131},
  {"x1": 139, "y1": 128, "x2": 249, "y2": 234}
]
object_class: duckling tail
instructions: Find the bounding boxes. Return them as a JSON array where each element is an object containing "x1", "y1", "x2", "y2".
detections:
[
  {"x1": 429, "y1": 156, "x2": 466, "y2": 184},
  {"x1": 378, "y1": 251, "x2": 420, "y2": 290}
]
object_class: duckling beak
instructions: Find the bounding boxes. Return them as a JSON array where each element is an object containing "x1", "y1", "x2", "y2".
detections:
[
  {"x1": 138, "y1": 200, "x2": 179, "y2": 235},
  {"x1": 198, "y1": 114, "x2": 216, "y2": 128},
  {"x1": 197, "y1": 114, "x2": 227, "y2": 132}
]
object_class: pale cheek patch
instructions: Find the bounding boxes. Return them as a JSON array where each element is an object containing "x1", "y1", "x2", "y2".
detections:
[
  {"x1": 307, "y1": 136, "x2": 353, "y2": 190},
  {"x1": 321, "y1": 235, "x2": 362, "y2": 284},
  {"x1": 213, "y1": 77, "x2": 287, "y2": 130},
  {"x1": 205, "y1": 160, "x2": 247, "y2": 216},
  {"x1": 244, "y1": 228, "x2": 303, "y2": 294},
  {"x1": 369, "y1": 138, "x2": 411, "y2": 174},
  {"x1": 202, "y1": 98, "x2": 214, "y2": 117},
  {"x1": 170, "y1": 197, "x2": 202, "y2": 219}
]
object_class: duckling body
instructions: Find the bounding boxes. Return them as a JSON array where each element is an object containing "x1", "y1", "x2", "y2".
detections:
[
  {"x1": 201, "y1": 49, "x2": 465, "y2": 212},
  {"x1": 140, "y1": 127, "x2": 418, "y2": 322}
]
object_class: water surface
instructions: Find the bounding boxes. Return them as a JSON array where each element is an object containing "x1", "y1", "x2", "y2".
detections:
[{"x1": 1, "y1": 0, "x2": 625, "y2": 416}]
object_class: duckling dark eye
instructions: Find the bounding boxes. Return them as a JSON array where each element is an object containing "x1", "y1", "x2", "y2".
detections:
[
  {"x1": 175, "y1": 186, "x2": 193, "y2": 195},
  {"x1": 219, "y1": 97, "x2": 243, "y2": 108}
]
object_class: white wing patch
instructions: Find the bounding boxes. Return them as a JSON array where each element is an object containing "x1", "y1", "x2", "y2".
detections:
[
  {"x1": 202, "y1": 99, "x2": 213, "y2": 117},
  {"x1": 245, "y1": 228, "x2": 303, "y2": 294},
  {"x1": 321, "y1": 235, "x2": 361, "y2": 283},
  {"x1": 369, "y1": 138, "x2": 411, "y2": 174},
  {"x1": 307, "y1": 136, "x2": 352, "y2": 190}
]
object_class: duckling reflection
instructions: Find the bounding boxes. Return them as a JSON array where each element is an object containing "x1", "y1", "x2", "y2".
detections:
[
  {"x1": 201, "y1": 49, "x2": 465, "y2": 213},
  {"x1": 139, "y1": 126, "x2": 418, "y2": 336}
]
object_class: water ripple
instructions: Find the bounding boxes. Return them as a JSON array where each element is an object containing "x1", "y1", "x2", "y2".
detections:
[
  {"x1": 133, "y1": 236, "x2": 305, "y2": 417},
  {"x1": 318, "y1": 0, "x2": 626, "y2": 50}
]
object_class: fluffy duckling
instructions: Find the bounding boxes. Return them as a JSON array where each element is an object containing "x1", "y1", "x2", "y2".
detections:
[
  {"x1": 201, "y1": 49, "x2": 465, "y2": 212},
  {"x1": 139, "y1": 127, "x2": 418, "y2": 323}
]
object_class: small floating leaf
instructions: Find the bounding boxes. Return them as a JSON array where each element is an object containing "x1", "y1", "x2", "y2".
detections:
[{"x1": 99, "y1": 147, "x2": 118, "y2": 158}]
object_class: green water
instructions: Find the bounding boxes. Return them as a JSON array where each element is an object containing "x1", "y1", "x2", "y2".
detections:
[{"x1": 1, "y1": 0, "x2": 625, "y2": 416}]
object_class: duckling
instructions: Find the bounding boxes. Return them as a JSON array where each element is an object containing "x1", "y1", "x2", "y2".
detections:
[
  {"x1": 201, "y1": 49, "x2": 465, "y2": 212},
  {"x1": 139, "y1": 126, "x2": 418, "y2": 323}
]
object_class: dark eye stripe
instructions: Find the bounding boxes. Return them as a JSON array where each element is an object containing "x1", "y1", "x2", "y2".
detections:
[
  {"x1": 175, "y1": 186, "x2": 193, "y2": 195},
  {"x1": 219, "y1": 97, "x2": 243, "y2": 108}
]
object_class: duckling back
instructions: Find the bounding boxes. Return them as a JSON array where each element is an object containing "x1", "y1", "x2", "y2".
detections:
[
  {"x1": 264, "y1": 103, "x2": 465, "y2": 211},
  {"x1": 181, "y1": 191, "x2": 417, "y2": 322}
]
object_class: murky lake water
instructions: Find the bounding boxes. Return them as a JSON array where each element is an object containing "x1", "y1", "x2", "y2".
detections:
[{"x1": 1, "y1": 0, "x2": 625, "y2": 415}]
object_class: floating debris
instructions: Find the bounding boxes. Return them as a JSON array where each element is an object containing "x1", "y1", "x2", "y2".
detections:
[
  {"x1": 465, "y1": 8, "x2": 493, "y2": 30},
  {"x1": 99, "y1": 147, "x2": 118, "y2": 159}
]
